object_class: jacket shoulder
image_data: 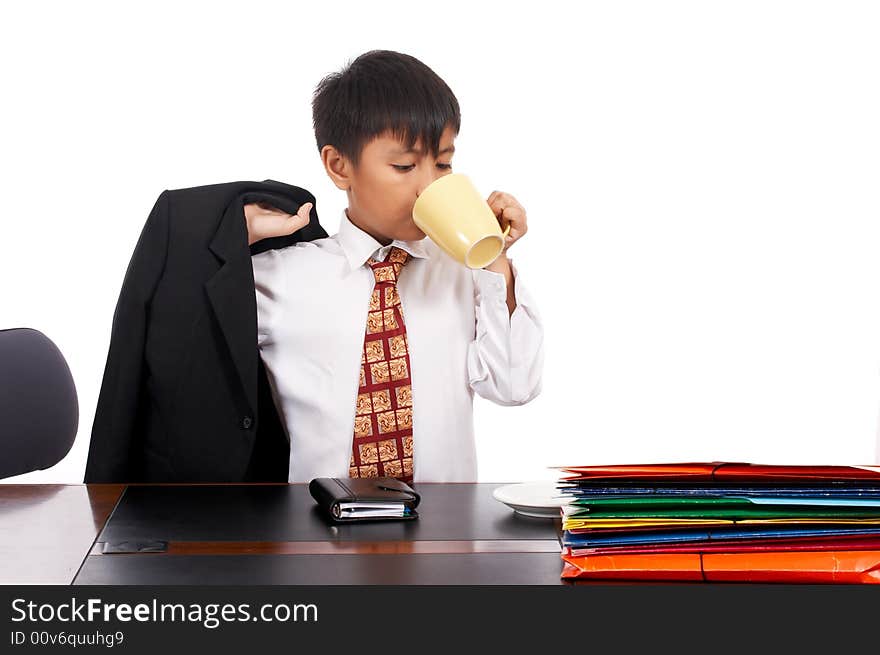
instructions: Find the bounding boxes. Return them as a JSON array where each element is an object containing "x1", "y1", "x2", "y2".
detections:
[
  {"x1": 165, "y1": 179, "x2": 314, "y2": 204},
  {"x1": 152, "y1": 180, "x2": 325, "y2": 249},
  {"x1": 164, "y1": 180, "x2": 252, "y2": 211}
]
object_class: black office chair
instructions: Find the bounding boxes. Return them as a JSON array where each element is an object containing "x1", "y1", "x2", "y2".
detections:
[{"x1": 0, "y1": 328, "x2": 78, "y2": 479}]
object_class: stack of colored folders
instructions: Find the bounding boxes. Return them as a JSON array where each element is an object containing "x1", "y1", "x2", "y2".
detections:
[{"x1": 558, "y1": 462, "x2": 880, "y2": 583}]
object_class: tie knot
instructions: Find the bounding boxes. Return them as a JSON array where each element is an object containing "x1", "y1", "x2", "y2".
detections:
[{"x1": 369, "y1": 246, "x2": 409, "y2": 284}]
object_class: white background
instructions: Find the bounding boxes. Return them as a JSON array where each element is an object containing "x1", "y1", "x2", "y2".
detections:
[{"x1": 2, "y1": 1, "x2": 879, "y2": 484}]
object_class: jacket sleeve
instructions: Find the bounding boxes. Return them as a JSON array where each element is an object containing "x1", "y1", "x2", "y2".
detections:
[
  {"x1": 83, "y1": 190, "x2": 170, "y2": 482},
  {"x1": 466, "y1": 258, "x2": 544, "y2": 405}
]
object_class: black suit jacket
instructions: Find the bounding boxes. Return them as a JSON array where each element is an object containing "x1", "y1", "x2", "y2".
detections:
[{"x1": 83, "y1": 179, "x2": 328, "y2": 482}]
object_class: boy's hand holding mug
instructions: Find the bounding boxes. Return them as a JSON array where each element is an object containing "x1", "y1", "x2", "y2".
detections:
[{"x1": 486, "y1": 190, "x2": 528, "y2": 255}]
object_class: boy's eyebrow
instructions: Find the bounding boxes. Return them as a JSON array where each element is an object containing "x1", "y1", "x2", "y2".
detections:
[{"x1": 391, "y1": 145, "x2": 456, "y2": 155}]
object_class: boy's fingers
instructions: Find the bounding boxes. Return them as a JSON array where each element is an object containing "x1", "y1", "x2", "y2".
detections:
[
  {"x1": 485, "y1": 192, "x2": 527, "y2": 250},
  {"x1": 487, "y1": 193, "x2": 505, "y2": 214},
  {"x1": 286, "y1": 213, "x2": 310, "y2": 234},
  {"x1": 283, "y1": 202, "x2": 312, "y2": 234},
  {"x1": 502, "y1": 206, "x2": 526, "y2": 227}
]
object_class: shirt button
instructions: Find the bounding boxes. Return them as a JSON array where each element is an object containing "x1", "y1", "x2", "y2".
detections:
[{"x1": 241, "y1": 416, "x2": 253, "y2": 430}]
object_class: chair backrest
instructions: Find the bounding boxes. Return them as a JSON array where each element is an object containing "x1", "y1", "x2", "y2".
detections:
[{"x1": 0, "y1": 328, "x2": 78, "y2": 479}]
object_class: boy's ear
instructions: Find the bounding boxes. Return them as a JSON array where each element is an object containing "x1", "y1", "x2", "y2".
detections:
[{"x1": 321, "y1": 145, "x2": 351, "y2": 191}]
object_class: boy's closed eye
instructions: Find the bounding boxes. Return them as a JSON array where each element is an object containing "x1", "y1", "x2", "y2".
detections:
[{"x1": 392, "y1": 163, "x2": 453, "y2": 172}]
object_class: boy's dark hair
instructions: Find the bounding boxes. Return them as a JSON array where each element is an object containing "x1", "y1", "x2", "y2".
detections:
[{"x1": 312, "y1": 50, "x2": 461, "y2": 169}]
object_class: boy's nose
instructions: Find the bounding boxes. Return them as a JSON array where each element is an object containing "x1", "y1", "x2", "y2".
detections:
[{"x1": 415, "y1": 170, "x2": 445, "y2": 197}]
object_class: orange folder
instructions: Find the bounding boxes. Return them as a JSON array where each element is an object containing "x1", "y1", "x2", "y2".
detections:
[
  {"x1": 569, "y1": 535, "x2": 880, "y2": 557},
  {"x1": 561, "y1": 552, "x2": 705, "y2": 582},
  {"x1": 703, "y1": 550, "x2": 880, "y2": 583},
  {"x1": 561, "y1": 549, "x2": 880, "y2": 583}
]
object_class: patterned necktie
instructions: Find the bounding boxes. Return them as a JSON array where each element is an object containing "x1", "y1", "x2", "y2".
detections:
[{"x1": 349, "y1": 246, "x2": 414, "y2": 483}]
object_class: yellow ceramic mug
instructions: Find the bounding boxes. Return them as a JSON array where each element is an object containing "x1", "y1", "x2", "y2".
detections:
[{"x1": 412, "y1": 173, "x2": 510, "y2": 269}]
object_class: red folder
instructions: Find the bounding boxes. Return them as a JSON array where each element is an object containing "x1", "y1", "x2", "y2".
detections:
[
  {"x1": 558, "y1": 462, "x2": 880, "y2": 483},
  {"x1": 558, "y1": 463, "x2": 719, "y2": 482}
]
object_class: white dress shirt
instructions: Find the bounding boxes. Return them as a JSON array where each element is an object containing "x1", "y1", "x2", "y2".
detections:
[{"x1": 252, "y1": 208, "x2": 544, "y2": 482}]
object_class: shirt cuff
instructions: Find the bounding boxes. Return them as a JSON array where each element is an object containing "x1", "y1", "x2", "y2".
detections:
[{"x1": 472, "y1": 257, "x2": 539, "y2": 321}]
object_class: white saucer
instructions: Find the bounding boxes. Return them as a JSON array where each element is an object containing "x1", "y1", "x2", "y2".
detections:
[{"x1": 492, "y1": 481, "x2": 565, "y2": 519}]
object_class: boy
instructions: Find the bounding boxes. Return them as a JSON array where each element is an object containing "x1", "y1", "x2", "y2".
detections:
[{"x1": 247, "y1": 50, "x2": 543, "y2": 483}]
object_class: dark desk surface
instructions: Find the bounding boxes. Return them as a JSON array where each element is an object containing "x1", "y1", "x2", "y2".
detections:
[{"x1": 0, "y1": 484, "x2": 564, "y2": 585}]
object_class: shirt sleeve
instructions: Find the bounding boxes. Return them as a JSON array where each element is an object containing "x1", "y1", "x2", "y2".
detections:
[
  {"x1": 251, "y1": 248, "x2": 287, "y2": 348},
  {"x1": 466, "y1": 258, "x2": 544, "y2": 405}
]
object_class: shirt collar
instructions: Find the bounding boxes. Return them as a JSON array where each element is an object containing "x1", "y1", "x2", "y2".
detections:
[{"x1": 337, "y1": 208, "x2": 430, "y2": 272}]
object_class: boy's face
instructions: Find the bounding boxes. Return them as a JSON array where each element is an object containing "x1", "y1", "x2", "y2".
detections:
[{"x1": 324, "y1": 123, "x2": 457, "y2": 244}]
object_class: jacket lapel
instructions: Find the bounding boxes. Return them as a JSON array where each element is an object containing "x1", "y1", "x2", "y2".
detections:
[
  {"x1": 206, "y1": 194, "x2": 258, "y2": 417},
  {"x1": 203, "y1": 182, "x2": 328, "y2": 422}
]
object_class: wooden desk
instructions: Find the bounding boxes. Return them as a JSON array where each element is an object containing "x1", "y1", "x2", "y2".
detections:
[
  {"x1": 0, "y1": 484, "x2": 124, "y2": 584},
  {"x1": 0, "y1": 484, "x2": 564, "y2": 585}
]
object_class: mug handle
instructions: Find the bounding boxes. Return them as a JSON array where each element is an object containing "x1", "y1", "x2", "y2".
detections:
[{"x1": 502, "y1": 224, "x2": 511, "y2": 238}]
